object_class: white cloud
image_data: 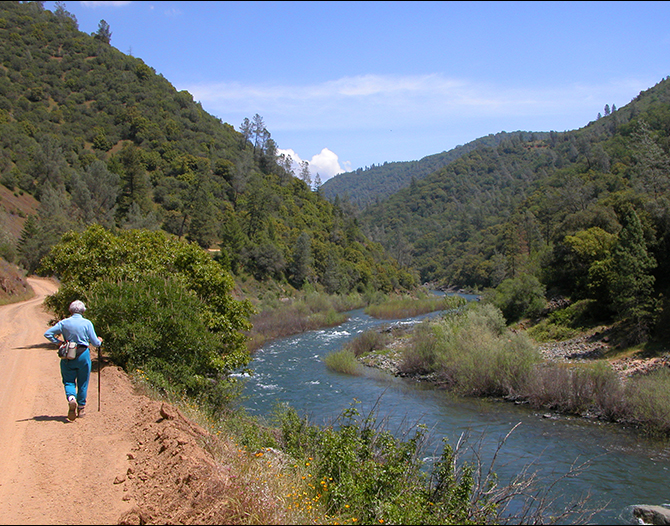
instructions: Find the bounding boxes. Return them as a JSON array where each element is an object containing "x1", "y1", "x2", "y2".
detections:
[
  {"x1": 276, "y1": 148, "x2": 346, "y2": 183},
  {"x1": 309, "y1": 148, "x2": 347, "y2": 182},
  {"x1": 187, "y1": 74, "x2": 651, "y2": 131}
]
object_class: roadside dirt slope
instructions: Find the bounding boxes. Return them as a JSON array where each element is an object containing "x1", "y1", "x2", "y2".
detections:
[{"x1": 0, "y1": 278, "x2": 230, "y2": 525}]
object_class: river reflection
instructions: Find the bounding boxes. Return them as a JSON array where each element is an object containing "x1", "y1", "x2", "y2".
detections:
[{"x1": 238, "y1": 305, "x2": 670, "y2": 524}]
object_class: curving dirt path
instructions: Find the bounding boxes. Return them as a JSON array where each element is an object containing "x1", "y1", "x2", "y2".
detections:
[{"x1": 0, "y1": 277, "x2": 136, "y2": 525}]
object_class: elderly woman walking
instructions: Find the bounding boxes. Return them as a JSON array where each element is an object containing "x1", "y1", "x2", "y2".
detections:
[{"x1": 44, "y1": 300, "x2": 103, "y2": 421}]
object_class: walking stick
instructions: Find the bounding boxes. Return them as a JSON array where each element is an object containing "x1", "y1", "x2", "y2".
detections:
[{"x1": 98, "y1": 343, "x2": 101, "y2": 412}]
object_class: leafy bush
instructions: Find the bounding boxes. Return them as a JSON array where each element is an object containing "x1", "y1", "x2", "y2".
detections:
[
  {"x1": 88, "y1": 276, "x2": 244, "y2": 414},
  {"x1": 272, "y1": 401, "x2": 497, "y2": 525},
  {"x1": 483, "y1": 273, "x2": 546, "y2": 323},
  {"x1": 38, "y1": 225, "x2": 255, "y2": 402},
  {"x1": 527, "y1": 299, "x2": 604, "y2": 342},
  {"x1": 323, "y1": 348, "x2": 360, "y2": 375}
]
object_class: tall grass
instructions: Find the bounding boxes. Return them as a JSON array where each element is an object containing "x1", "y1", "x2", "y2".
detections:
[
  {"x1": 365, "y1": 293, "x2": 467, "y2": 319},
  {"x1": 624, "y1": 368, "x2": 670, "y2": 434},
  {"x1": 346, "y1": 327, "x2": 393, "y2": 357},
  {"x1": 323, "y1": 348, "x2": 360, "y2": 375},
  {"x1": 522, "y1": 361, "x2": 625, "y2": 418},
  {"x1": 401, "y1": 303, "x2": 541, "y2": 397}
]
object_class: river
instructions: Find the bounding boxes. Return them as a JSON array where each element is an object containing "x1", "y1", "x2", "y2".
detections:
[{"x1": 238, "y1": 303, "x2": 670, "y2": 524}]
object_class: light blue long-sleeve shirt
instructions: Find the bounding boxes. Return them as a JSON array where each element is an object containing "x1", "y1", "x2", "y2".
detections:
[{"x1": 44, "y1": 313, "x2": 102, "y2": 347}]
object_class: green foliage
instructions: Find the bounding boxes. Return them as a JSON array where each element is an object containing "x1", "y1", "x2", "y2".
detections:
[
  {"x1": 562, "y1": 227, "x2": 617, "y2": 300},
  {"x1": 482, "y1": 273, "x2": 546, "y2": 323},
  {"x1": 402, "y1": 303, "x2": 541, "y2": 397},
  {"x1": 38, "y1": 224, "x2": 254, "y2": 374},
  {"x1": 273, "y1": 401, "x2": 495, "y2": 525},
  {"x1": 624, "y1": 368, "x2": 670, "y2": 434},
  {"x1": 323, "y1": 348, "x2": 360, "y2": 375},
  {"x1": 527, "y1": 299, "x2": 602, "y2": 342},
  {"x1": 87, "y1": 276, "x2": 243, "y2": 414},
  {"x1": 608, "y1": 207, "x2": 658, "y2": 341}
]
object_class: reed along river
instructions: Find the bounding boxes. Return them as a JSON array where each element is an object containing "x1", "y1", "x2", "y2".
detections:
[{"x1": 237, "y1": 306, "x2": 670, "y2": 524}]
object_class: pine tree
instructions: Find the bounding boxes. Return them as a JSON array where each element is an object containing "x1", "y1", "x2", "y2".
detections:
[
  {"x1": 609, "y1": 207, "x2": 657, "y2": 341},
  {"x1": 289, "y1": 231, "x2": 313, "y2": 288}
]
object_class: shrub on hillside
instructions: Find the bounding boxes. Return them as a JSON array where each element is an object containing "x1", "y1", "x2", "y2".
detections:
[
  {"x1": 483, "y1": 274, "x2": 546, "y2": 323},
  {"x1": 88, "y1": 276, "x2": 243, "y2": 412}
]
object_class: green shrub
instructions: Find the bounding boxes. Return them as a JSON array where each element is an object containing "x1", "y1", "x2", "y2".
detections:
[
  {"x1": 39, "y1": 225, "x2": 254, "y2": 373},
  {"x1": 528, "y1": 300, "x2": 603, "y2": 342},
  {"x1": 403, "y1": 303, "x2": 541, "y2": 397},
  {"x1": 400, "y1": 321, "x2": 441, "y2": 375},
  {"x1": 324, "y1": 348, "x2": 360, "y2": 375},
  {"x1": 272, "y1": 401, "x2": 495, "y2": 525},
  {"x1": 527, "y1": 319, "x2": 579, "y2": 342},
  {"x1": 87, "y1": 275, "x2": 244, "y2": 414},
  {"x1": 483, "y1": 273, "x2": 546, "y2": 323},
  {"x1": 625, "y1": 368, "x2": 670, "y2": 434}
]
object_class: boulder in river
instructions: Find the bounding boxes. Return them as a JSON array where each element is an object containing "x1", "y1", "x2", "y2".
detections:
[{"x1": 632, "y1": 505, "x2": 670, "y2": 525}]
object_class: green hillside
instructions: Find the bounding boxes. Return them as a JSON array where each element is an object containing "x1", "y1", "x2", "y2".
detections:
[
  {"x1": 360, "y1": 76, "x2": 670, "y2": 340},
  {"x1": 321, "y1": 130, "x2": 549, "y2": 208},
  {"x1": 0, "y1": 1, "x2": 413, "y2": 294}
]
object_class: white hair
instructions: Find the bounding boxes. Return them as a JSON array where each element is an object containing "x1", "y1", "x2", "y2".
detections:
[{"x1": 69, "y1": 300, "x2": 86, "y2": 314}]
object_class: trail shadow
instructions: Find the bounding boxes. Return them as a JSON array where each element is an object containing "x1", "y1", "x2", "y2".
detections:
[
  {"x1": 16, "y1": 414, "x2": 71, "y2": 423},
  {"x1": 15, "y1": 342, "x2": 54, "y2": 350}
]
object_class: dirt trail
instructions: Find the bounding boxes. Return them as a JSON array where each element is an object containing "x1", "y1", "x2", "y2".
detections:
[{"x1": 0, "y1": 277, "x2": 137, "y2": 525}]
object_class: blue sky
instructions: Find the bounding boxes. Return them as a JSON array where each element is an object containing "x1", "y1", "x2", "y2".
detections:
[{"x1": 43, "y1": 1, "x2": 670, "y2": 182}]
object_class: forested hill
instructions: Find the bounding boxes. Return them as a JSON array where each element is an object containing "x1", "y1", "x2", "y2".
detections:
[
  {"x1": 0, "y1": 1, "x2": 414, "y2": 294},
  {"x1": 360, "y1": 75, "x2": 670, "y2": 340},
  {"x1": 321, "y1": 131, "x2": 549, "y2": 209}
]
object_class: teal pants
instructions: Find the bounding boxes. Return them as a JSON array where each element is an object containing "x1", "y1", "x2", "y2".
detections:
[{"x1": 60, "y1": 349, "x2": 91, "y2": 407}]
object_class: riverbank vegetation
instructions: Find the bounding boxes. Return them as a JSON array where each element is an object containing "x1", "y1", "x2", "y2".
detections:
[
  {"x1": 350, "y1": 300, "x2": 670, "y2": 438},
  {"x1": 364, "y1": 290, "x2": 467, "y2": 319},
  {"x1": 245, "y1": 288, "x2": 363, "y2": 352}
]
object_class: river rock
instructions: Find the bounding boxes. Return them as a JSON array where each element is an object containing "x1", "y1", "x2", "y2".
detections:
[{"x1": 632, "y1": 505, "x2": 670, "y2": 525}]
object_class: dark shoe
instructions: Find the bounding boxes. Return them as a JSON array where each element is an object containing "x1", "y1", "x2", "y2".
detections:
[
  {"x1": 67, "y1": 396, "x2": 77, "y2": 421},
  {"x1": 77, "y1": 405, "x2": 85, "y2": 418}
]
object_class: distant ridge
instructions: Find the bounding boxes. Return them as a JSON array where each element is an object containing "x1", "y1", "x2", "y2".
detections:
[{"x1": 320, "y1": 131, "x2": 548, "y2": 208}]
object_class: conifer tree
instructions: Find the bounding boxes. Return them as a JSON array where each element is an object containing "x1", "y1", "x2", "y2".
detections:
[
  {"x1": 609, "y1": 207, "x2": 657, "y2": 341},
  {"x1": 289, "y1": 231, "x2": 313, "y2": 287}
]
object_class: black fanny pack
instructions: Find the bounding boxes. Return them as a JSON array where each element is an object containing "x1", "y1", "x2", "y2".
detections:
[{"x1": 57, "y1": 342, "x2": 89, "y2": 360}]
